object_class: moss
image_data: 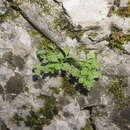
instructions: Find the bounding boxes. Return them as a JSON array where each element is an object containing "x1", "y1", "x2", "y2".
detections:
[
  {"x1": 107, "y1": 24, "x2": 130, "y2": 54},
  {"x1": 108, "y1": 75, "x2": 130, "y2": 108},
  {"x1": 24, "y1": 95, "x2": 58, "y2": 129},
  {"x1": 59, "y1": 78, "x2": 77, "y2": 96},
  {"x1": 28, "y1": 27, "x2": 41, "y2": 37},
  {"x1": 37, "y1": 95, "x2": 58, "y2": 120},
  {"x1": 53, "y1": 11, "x2": 85, "y2": 41},
  {"x1": 28, "y1": 26, "x2": 53, "y2": 49},
  {"x1": 11, "y1": 95, "x2": 58, "y2": 130},
  {"x1": 0, "y1": 8, "x2": 19, "y2": 23},
  {"x1": 113, "y1": 6, "x2": 130, "y2": 17},
  {"x1": 114, "y1": 0, "x2": 120, "y2": 7},
  {"x1": 11, "y1": 113, "x2": 24, "y2": 126},
  {"x1": 111, "y1": 0, "x2": 130, "y2": 17},
  {"x1": 110, "y1": 76, "x2": 130, "y2": 129},
  {"x1": 37, "y1": 37, "x2": 54, "y2": 49}
]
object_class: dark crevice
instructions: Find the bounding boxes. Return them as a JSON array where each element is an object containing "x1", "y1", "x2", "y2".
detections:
[{"x1": 81, "y1": 105, "x2": 99, "y2": 130}]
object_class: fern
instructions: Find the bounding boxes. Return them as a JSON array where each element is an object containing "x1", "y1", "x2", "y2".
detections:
[{"x1": 33, "y1": 43, "x2": 101, "y2": 91}]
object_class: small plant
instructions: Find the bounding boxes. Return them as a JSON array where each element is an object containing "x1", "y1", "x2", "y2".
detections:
[{"x1": 33, "y1": 43, "x2": 101, "y2": 91}]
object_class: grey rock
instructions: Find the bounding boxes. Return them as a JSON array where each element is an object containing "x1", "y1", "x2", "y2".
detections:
[
  {"x1": 0, "y1": 0, "x2": 130, "y2": 130},
  {"x1": 0, "y1": 0, "x2": 7, "y2": 16},
  {"x1": 95, "y1": 117, "x2": 120, "y2": 130},
  {"x1": 120, "y1": 0, "x2": 129, "y2": 7},
  {"x1": 124, "y1": 42, "x2": 130, "y2": 54},
  {"x1": 56, "y1": 0, "x2": 113, "y2": 27},
  {"x1": 43, "y1": 120, "x2": 71, "y2": 130}
]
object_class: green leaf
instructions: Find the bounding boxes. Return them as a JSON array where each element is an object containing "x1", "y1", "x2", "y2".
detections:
[
  {"x1": 79, "y1": 77, "x2": 86, "y2": 84},
  {"x1": 93, "y1": 71, "x2": 101, "y2": 78},
  {"x1": 57, "y1": 53, "x2": 64, "y2": 60},
  {"x1": 47, "y1": 44, "x2": 56, "y2": 50},
  {"x1": 54, "y1": 63, "x2": 62, "y2": 70},
  {"x1": 33, "y1": 64, "x2": 44, "y2": 76},
  {"x1": 63, "y1": 47, "x2": 70, "y2": 56},
  {"x1": 71, "y1": 68, "x2": 80, "y2": 77},
  {"x1": 62, "y1": 63, "x2": 70, "y2": 71},
  {"x1": 81, "y1": 68, "x2": 88, "y2": 76}
]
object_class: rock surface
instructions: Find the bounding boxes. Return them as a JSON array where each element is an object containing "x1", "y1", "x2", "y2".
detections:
[
  {"x1": 56, "y1": 0, "x2": 114, "y2": 26},
  {"x1": 0, "y1": 0, "x2": 130, "y2": 130}
]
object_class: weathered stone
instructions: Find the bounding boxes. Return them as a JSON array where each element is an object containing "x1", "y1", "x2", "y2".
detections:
[
  {"x1": 95, "y1": 117, "x2": 120, "y2": 130},
  {"x1": 0, "y1": 0, "x2": 7, "y2": 16},
  {"x1": 4, "y1": 73, "x2": 25, "y2": 96},
  {"x1": 2, "y1": 52, "x2": 25, "y2": 70},
  {"x1": 0, "y1": 0, "x2": 130, "y2": 130},
  {"x1": 0, "y1": 85, "x2": 3, "y2": 94},
  {"x1": 112, "y1": 106, "x2": 130, "y2": 130},
  {"x1": 55, "y1": 0, "x2": 114, "y2": 26}
]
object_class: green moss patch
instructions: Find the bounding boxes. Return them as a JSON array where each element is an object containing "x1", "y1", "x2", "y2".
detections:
[
  {"x1": 11, "y1": 95, "x2": 58, "y2": 130},
  {"x1": 53, "y1": 11, "x2": 85, "y2": 41},
  {"x1": 107, "y1": 24, "x2": 130, "y2": 54},
  {"x1": 113, "y1": 6, "x2": 130, "y2": 17},
  {"x1": 108, "y1": 75, "x2": 130, "y2": 108},
  {"x1": 111, "y1": 0, "x2": 130, "y2": 17}
]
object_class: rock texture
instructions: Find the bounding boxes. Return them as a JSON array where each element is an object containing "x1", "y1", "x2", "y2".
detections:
[{"x1": 0, "y1": 0, "x2": 130, "y2": 130}]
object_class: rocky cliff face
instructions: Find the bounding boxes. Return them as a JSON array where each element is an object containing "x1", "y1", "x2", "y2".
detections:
[{"x1": 0, "y1": 0, "x2": 130, "y2": 130}]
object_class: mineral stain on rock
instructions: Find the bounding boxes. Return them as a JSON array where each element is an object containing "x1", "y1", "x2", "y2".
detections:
[
  {"x1": 2, "y1": 52, "x2": 25, "y2": 70},
  {"x1": 0, "y1": 84, "x2": 3, "y2": 94},
  {"x1": 4, "y1": 73, "x2": 25, "y2": 96},
  {"x1": 113, "y1": 106, "x2": 130, "y2": 130}
]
